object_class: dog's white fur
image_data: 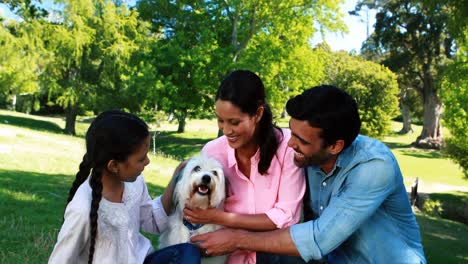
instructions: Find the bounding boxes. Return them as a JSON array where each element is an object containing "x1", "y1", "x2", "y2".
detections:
[{"x1": 159, "y1": 155, "x2": 227, "y2": 264}]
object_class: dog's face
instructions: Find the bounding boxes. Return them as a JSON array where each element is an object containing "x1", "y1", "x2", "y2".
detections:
[{"x1": 174, "y1": 155, "x2": 225, "y2": 210}]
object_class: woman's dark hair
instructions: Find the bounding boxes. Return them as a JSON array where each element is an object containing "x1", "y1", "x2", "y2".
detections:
[
  {"x1": 286, "y1": 85, "x2": 361, "y2": 150},
  {"x1": 65, "y1": 110, "x2": 149, "y2": 264},
  {"x1": 217, "y1": 70, "x2": 282, "y2": 175}
]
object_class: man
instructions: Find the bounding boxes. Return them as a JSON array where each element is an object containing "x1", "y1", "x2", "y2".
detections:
[{"x1": 191, "y1": 85, "x2": 426, "y2": 263}]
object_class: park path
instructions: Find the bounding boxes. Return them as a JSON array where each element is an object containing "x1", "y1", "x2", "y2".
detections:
[{"x1": 406, "y1": 180, "x2": 468, "y2": 194}]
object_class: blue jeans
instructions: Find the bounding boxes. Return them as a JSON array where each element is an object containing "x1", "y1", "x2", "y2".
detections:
[
  {"x1": 144, "y1": 243, "x2": 201, "y2": 264},
  {"x1": 257, "y1": 253, "x2": 323, "y2": 264}
]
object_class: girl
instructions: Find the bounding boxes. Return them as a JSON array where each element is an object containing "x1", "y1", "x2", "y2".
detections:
[
  {"x1": 49, "y1": 110, "x2": 200, "y2": 264},
  {"x1": 183, "y1": 70, "x2": 306, "y2": 263}
]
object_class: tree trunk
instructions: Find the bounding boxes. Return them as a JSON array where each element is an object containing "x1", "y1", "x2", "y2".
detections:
[
  {"x1": 413, "y1": 89, "x2": 443, "y2": 149},
  {"x1": 64, "y1": 103, "x2": 78, "y2": 135},
  {"x1": 176, "y1": 110, "x2": 187, "y2": 133},
  {"x1": 399, "y1": 100, "x2": 413, "y2": 134},
  {"x1": 11, "y1": 94, "x2": 17, "y2": 111}
]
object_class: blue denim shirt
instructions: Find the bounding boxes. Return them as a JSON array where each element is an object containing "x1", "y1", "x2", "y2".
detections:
[{"x1": 290, "y1": 135, "x2": 426, "y2": 263}]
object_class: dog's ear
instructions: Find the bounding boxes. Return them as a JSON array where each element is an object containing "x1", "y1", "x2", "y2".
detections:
[{"x1": 169, "y1": 169, "x2": 184, "y2": 214}]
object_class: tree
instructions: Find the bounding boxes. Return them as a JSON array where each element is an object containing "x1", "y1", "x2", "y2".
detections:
[
  {"x1": 0, "y1": 19, "x2": 47, "y2": 110},
  {"x1": 41, "y1": 0, "x2": 154, "y2": 134},
  {"x1": 137, "y1": 0, "x2": 346, "y2": 132},
  {"x1": 324, "y1": 51, "x2": 399, "y2": 138},
  {"x1": 0, "y1": 0, "x2": 49, "y2": 20},
  {"x1": 357, "y1": 0, "x2": 458, "y2": 149}
]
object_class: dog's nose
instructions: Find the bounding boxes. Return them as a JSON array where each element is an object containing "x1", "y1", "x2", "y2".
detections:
[{"x1": 202, "y1": 175, "x2": 211, "y2": 184}]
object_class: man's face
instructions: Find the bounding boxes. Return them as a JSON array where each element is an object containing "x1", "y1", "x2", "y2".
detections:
[{"x1": 288, "y1": 118, "x2": 333, "y2": 168}]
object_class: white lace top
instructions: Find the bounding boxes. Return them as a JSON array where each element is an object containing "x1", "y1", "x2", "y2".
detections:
[{"x1": 48, "y1": 175, "x2": 169, "y2": 264}]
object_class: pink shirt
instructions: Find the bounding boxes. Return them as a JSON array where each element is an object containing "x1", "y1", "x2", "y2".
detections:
[{"x1": 202, "y1": 128, "x2": 305, "y2": 264}]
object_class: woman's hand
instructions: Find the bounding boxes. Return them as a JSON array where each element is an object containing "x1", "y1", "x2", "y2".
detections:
[
  {"x1": 183, "y1": 207, "x2": 224, "y2": 225},
  {"x1": 161, "y1": 160, "x2": 188, "y2": 215}
]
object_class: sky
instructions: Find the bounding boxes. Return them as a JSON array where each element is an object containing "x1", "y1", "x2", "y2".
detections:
[
  {"x1": 312, "y1": 0, "x2": 376, "y2": 52},
  {"x1": 0, "y1": 0, "x2": 374, "y2": 53}
]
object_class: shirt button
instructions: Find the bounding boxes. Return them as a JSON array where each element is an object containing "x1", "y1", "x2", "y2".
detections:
[
  {"x1": 320, "y1": 206, "x2": 324, "y2": 210},
  {"x1": 322, "y1": 182, "x2": 327, "y2": 187}
]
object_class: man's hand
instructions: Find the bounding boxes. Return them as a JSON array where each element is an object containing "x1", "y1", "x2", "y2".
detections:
[
  {"x1": 183, "y1": 207, "x2": 223, "y2": 225},
  {"x1": 191, "y1": 228, "x2": 246, "y2": 256}
]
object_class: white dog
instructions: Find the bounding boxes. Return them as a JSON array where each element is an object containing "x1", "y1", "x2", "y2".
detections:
[{"x1": 159, "y1": 155, "x2": 227, "y2": 264}]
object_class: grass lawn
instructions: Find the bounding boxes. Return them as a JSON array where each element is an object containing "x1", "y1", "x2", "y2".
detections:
[
  {"x1": 1, "y1": 109, "x2": 467, "y2": 263},
  {"x1": 383, "y1": 122, "x2": 467, "y2": 189}
]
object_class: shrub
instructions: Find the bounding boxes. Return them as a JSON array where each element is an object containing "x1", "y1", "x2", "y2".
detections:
[{"x1": 441, "y1": 55, "x2": 468, "y2": 177}]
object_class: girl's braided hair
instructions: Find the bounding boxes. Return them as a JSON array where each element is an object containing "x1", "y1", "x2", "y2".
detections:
[{"x1": 65, "y1": 110, "x2": 148, "y2": 263}]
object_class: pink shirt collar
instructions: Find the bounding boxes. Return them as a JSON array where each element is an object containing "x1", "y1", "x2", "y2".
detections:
[{"x1": 227, "y1": 145, "x2": 261, "y2": 169}]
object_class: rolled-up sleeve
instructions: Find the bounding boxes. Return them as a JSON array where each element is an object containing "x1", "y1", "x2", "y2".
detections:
[
  {"x1": 265, "y1": 147, "x2": 306, "y2": 228},
  {"x1": 289, "y1": 159, "x2": 395, "y2": 261}
]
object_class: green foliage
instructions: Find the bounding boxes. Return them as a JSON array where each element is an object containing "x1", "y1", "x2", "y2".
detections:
[
  {"x1": 444, "y1": 139, "x2": 468, "y2": 178},
  {"x1": 441, "y1": 54, "x2": 468, "y2": 176},
  {"x1": 0, "y1": 20, "x2": 47, "y2": 103},
  {"x1": 324, "y1": 51, "x2": 399, "y2": 138},
  {"x1": 422, "y1": 199, "x2": 443, "y2": 217},
  {"x1": 39, "y1": 0, "x2": 157, "y2": 134},
  {"x1": 358, "y1": 0, "x2": 460, "y2": 145},
  {"x1": 427, "y1": 192, "x2": 468, "y2": 224},
  {"x1": 137, "y1": 0, "x2": 347, "y2": 131}
]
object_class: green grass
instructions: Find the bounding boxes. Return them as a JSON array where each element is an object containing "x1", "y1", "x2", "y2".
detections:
[
  {"x1": 0, "y1": 110, "x2": 182, "y2": 263},
  {"x1": 417, "y1": 214, "x2": 468, "y2": 263},
  {"x1": 1, "y1": 110, "x2": 467, "y2": 263},
  {"x1": 383, "y1": 122, "x2": 468, "y2": 188}
]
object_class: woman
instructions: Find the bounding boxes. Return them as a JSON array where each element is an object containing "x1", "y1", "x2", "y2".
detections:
[{"x1": 183, "y1": 70, "x2": 305, "y2": 263}]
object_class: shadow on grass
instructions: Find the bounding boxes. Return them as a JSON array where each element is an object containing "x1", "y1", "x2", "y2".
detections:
[
  {"x1": 416, "y1": 214, "x2": 468, "y2": 263},
  {"x1": 383, "y1": 139, "x2": 447, "y2": 160},
  {"x1": 382, "y1": 141, "x2": 412, "y2": 149},
  {"x1": 0, "y1": 114, "x2": 64, "y2": 134},
  {"x1": 0, "y1": 168, "x2": 167, "y2": 207},
  {"x1": 399, "y1": 149, "x2": 445, "y2": 159},
  {"x1": 0, "y1": 169, "x2": 73, "y2": 262},
  {"x1": 0, "y1": 168, "x2": 167, "y2": 262},
  {"x1": 427, "y1": 192, "x2": 468, "y2": 225},
  {"x1": 153, "y1": 131, "x2": 213, "y2": 160}
]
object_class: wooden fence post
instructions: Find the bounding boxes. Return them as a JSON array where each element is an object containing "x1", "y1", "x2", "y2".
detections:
[{"x1": 410, "y1": 177, "x2": 419, "y2": 207}]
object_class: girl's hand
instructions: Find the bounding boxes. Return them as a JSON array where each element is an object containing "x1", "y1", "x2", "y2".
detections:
[{"x1": 183, "y1": 207, "x2": 223, "y2": 225}]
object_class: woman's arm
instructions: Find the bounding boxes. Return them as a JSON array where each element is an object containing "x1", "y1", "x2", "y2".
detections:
[{"x1": 184, "y1": 208, "x2": 277, "y2": 231}]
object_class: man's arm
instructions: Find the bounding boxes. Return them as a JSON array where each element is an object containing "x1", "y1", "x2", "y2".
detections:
[
  {"x1": 190, "y1": 227, "x2": 300, "y2": 256},
  {"x1": 193, "y1": 159, "x2": 396, "y2": 261},
  {"x1": 290, "y1": 159, "x2": 396, "y2": 261}
]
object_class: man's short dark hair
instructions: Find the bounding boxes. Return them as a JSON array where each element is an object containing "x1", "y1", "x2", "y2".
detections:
[{"x1": 286, "y1": 85, "x2": 361, "y2": 150}]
